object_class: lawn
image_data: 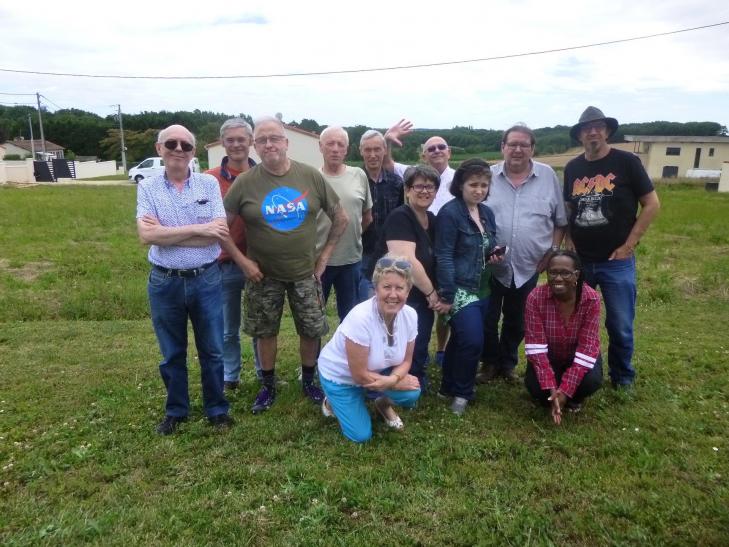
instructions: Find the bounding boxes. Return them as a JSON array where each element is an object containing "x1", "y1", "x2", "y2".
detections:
[{"x1": 0, "y1": 182, "x2": 728, "y2": 545}]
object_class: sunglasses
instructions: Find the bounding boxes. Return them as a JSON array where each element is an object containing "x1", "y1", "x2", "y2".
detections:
[
  {"x1": 426, "y1": 143, "x2": 448, "y2": 153},
  {"x1": 376, "y1": 257, "x2": 412, "y2": 271},
  {"x1": 163, "y1": 139, "x2": 194, "y2": 152}
]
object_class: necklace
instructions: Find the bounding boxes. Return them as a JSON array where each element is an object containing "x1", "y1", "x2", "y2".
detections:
[{"x1": 374, "y1": 300, "x2": 396, "y2": 346}]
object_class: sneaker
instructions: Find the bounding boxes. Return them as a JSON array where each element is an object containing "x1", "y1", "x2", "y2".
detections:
[
  {"x1": 450, "y1": 397, "x2": 469, "y2": 416},
  {"x1": 156, "y1": 415, "x2": 188, "y2": 436},
  {"x1": 321, "y1": 397, "x2": 335, "y2": 418},
  {"x1": 224, "y1": 380, "x2": 240, "y2": 391},
  {"x1": 374, "y1": 396, "x2": 404, "y2": 430},
  {"x1": 302, "y1": 381, "x2": 324, "y2": 404},
  {"x1": 208, "y1": 413, "x2": 234, "y2": 429},
  {"x1": 475, "y1": 363, "x2": 499, "y2": 384},
  {"x1": 252, "y1": 385, "x2": 276, "y2": 414}
]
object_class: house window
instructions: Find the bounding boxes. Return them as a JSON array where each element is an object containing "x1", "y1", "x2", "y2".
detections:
[
  {"x1": 666, "y1": 147, "x2": 681, "y2": 156},
  {"x1": 662, "y1": 166, "x2": 679, "y2": 178},
  {"x1": 709, "y1": 148, "x2": 715, "y2": 157}
]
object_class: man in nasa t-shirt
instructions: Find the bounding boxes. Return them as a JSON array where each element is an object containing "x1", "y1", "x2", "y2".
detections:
[{"x1": 223, "y1": 116, "x2": 349, "y2": 414}]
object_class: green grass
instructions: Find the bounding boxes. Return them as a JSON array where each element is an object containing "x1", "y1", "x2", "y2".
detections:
[
  {"x1": 76, "y1": 174, "x2": 130, "y2": 182},
  {"x1": 1, "y1": 184, "x2": 728, "y2": 545}
]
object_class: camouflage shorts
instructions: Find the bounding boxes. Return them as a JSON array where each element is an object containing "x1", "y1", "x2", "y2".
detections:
[{"x1": 243, "y1": 276, "x2": 329, "y2": 339}]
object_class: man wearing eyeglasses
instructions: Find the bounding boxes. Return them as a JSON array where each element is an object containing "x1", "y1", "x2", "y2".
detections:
[
  {"x1": 205, "y1": 118, "x2": 262, "y2": 391},
  {"x1": 564, "y1": 106, "x2": 660, "y2": 390},
  {"x1": 480, "y1": 124, "x2": 567, "y2": 383},
  {"x1": 316, "y1": 126, "x2": 373, "y2": 320},
  {"x1": 136, "y1": 124, "x2": 233, "y2": 435},
  {"x1": 223, "y1": 116, "x2": 349, "y2": 414}
]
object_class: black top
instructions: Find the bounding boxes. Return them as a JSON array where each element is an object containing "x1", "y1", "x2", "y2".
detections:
[
  {"x1": 564, "y1": 148, "x2": 654, "y2": 262},
  {"x1": 366, "y1": 204, "x2": 436, "y2": 304}
]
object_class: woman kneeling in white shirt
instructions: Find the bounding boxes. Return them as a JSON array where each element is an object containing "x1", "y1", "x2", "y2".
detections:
[{"x1": 318, "y1": 254, "x2": 422, "y2": 442}]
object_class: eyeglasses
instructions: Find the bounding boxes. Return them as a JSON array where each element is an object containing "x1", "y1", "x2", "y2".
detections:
[
  {"x1": 376, "y1": 257, "x2": 412, "y2": 271},
  {"x1": 163, "y1": 140, "x2": 194, "y2": 152},
  {"x1": 546, "y1": 269, "x2": 578, "y2": 279},
  {"x1": 254, "y1": 135, "x2": 286, "y2": 146},
  {"x1": 580, "y1": 122, "x2": 607, "y2": 133},
  {"x1": 426, "y1": 143, "x2": 448, "y2": 153},
  {"x1": 412, "y1": 184, "x2": 436, "y2": 194},
  {"x1": 504, "y1": 142, "x2": 533, "y2": 150},
  {"x1": 223, "y1": 137, "x2": 250, "y2": 146}
]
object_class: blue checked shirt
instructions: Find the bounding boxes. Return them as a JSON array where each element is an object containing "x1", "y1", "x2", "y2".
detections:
[{"x1": 136, "y1": 171, "x2": 226, "y2": 269}]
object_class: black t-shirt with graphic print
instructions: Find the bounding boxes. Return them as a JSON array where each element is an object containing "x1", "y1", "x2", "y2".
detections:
[{"x1": 564, "y1": 148, "x2": 654, "y2": 262}]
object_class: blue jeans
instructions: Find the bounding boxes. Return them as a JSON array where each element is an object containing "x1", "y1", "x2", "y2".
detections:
[
  {"x1": 482, "y1": 273, "x2": 539, "y2": 372},
  {"x1": 320, "y1": 373, "x2": 421, "y2": 443},
  {"x1": 221, "y1": 261, "x2": 261, "y2": 382},
  {"x1": 357, "y1": 257, "x2": 375, "y2": 303},
  {"x1": 408, "y1": 298, "x2": 435, "y2": 390},
  {"x1": 442, "y1": 297, "x2": 490, "y2": 400},
  {"x1": 581, "y1": 256, "x2": 636, "y2": 386},
  {"x1": 322, "y1": 261, "x2": 361, "y2": 321},
  {"x1": 148, "y1": 263, "x2": 229, "y2": 418}
]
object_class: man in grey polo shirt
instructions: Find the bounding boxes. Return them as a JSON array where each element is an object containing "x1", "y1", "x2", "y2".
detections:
[
  {"x1": 480, "y1": 124, "x2": 567, "y2": 382},
  {"x1": 137, "y1": 124, "x2": 233, "y2": 435}
]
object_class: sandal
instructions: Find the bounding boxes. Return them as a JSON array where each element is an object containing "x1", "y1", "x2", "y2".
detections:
[
  {"x1": 374, "y1": 396, "x2": 404, "y2": 430},
  {"x1": 321, "y1": 397, "x2": 335, "y2": 418}
]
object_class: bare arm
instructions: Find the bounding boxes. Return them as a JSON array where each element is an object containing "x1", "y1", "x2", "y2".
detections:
[
  {"x1": 346, "y1": 337, "x2": 417, "y2": 391},
  {"x1": 563, "y1": 202, "x2": 575, "y2": 251},
  {"x1": 222, "y1": 211, "x2": 263, "y2": 282},
  {"x1": 314, "y1": 204, "x2": 349, "y2": 280},
  {"x1": 609, "y1": 190, "x2": 660, "y2": 260},
  {"x1": 137, "y1": 215, "x2": 228, "y2": 247},
  {"x1": 383, "y1": 119, "x2": 413, "y2": 173},
  {"x1": 361, "y1": 208, "x2": 373, "y2": 231},
  {"x1": 386, "y1": 240, "x2": 442, "y2": 311}
]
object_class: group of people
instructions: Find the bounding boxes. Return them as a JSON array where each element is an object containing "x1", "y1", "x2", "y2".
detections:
[{"x1": 136, "y1": 106, "x2": 659, "y2": 441}]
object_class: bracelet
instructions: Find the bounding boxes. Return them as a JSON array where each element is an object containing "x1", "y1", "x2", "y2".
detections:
[{"x1": 426, "y1": 288, "x2": 436, "y2": 297}]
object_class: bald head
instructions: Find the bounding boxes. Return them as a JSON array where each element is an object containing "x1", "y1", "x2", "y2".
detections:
[
  {"x1": 421, "y1": 136, "x2": 450, "y2": 174},
  {"x1": 157, "y1": 124, "x2": 196, "y2": 147}
]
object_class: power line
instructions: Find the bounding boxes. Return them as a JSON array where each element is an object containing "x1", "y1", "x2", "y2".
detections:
[
  {"x1": 0, "y1": 21, "x2": 726, "y2": 80},
  {"x1": 0, "y1": 101, "x2": 36, "y2": 106},
  {"x1": 0, "y1": 92, "x2": 36, "y2": 96},
  {"x1": 40, "y1": 94, "x2": 64, "y2": 110}
]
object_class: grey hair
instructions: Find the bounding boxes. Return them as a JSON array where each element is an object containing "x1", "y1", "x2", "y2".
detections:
[
  {"x1": 371, "y1": 253, "x2": 413, "y2": 288},
  {"x1": 359, "y1": 129, "x2": 385, "y2": 147},
  {"x1": 220, "y1": 118, "x2": 253, "y2": 139},
  {"x1": 157, "y1": 125, "x2": 196, "y2": 147},
  {"x1": 320, "y1": 126, "x2": 349, "y2": 144},
  {"x1": 253, "y1": 115, "x2": 285, "y2": 133}
]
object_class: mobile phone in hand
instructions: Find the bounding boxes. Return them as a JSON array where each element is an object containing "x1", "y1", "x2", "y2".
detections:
[{"x1": 485, "y1": 245, "x2": 507, "y2": 259}]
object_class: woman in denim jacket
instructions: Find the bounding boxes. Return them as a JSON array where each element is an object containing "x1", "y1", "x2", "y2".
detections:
[{"x1": 435, "y1": 159, "x2": 504, "y2": 415}]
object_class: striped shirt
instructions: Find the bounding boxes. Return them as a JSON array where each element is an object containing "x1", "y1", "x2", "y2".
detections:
[
  {"x1": 524, "y1": 284, "x2": 601, "y2": 398},
  {"x1": 136, "y1": 171, "x2": 226, "y2": 269}
]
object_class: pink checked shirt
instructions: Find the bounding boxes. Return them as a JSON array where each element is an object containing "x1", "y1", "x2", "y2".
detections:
[{"x1": 524, "y1": 284, "x2": 601, "y2": 398}]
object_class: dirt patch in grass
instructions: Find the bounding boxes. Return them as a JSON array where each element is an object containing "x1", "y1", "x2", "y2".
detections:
[{"x1": 0, "y1": 258, "x2": 54, "y2": 281}]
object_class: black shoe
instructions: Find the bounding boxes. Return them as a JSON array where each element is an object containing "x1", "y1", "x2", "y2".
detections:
[
  {"x1": 475, "y1": 363, "x2": 499, "y2": 384},
  {"x1": 208, "y1": 413, "x2": 234, "y2": 429},
  {"x1": 500, "y1": 369, "x2": 519, "y2": 383},
  {"x1": 156, "y1": 415, "x2": 188, "y2": 436},
  {"x1": 224, "y1": 380, "x2": 240, "y2": 391}
]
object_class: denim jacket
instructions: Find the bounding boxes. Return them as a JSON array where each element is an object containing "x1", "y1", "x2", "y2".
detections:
[{"x1": 434, "y1": 198, "x2": 497, "y2": 304}]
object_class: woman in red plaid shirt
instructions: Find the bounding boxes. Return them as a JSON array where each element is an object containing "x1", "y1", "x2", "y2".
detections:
[{"x1": 524, "y1": 250, "x2": 603, "y2": 424}]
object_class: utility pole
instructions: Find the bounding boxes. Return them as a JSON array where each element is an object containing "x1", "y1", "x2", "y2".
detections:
[
  {"x1": 28, "y1": 114, "x2": 35, "y2": 159},
  {"x1": 35, "y1": 92, "x2": 46, "y2": 156},
  {"x1": 116, "y1": 104, "x2": 127, "y2": 173}
]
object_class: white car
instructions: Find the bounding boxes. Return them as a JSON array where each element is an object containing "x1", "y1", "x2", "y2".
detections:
[{"x1": 128, "y1": 157, "x2": 200, "y2": 183}]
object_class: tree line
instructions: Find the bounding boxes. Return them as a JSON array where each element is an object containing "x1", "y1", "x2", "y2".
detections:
[{"x1": 1, "y1": 105, "x2": 726, "y2": 166}]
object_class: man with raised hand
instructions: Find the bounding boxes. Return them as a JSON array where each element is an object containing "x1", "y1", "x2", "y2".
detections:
[
  {"x1": 223, "y1": 116, "x2": 349, "y2": 414},
  {"x1": 316, "y1": 126, "x2": 372, "y2": 320},
  {"x1": 205, "y1": 118, "x2": 262, "y2": 391},
  {"x1": 136, "y1": 124, "x2": 233, "y2": 435},
  {"x1": 480, "y1": 124, "x2": 567, "y2": 383},
  {"x1": 564, "y1": 106, "x2": 660, "y2": 390}
]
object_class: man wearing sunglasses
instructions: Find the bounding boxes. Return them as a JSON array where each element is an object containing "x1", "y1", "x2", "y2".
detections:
[
  {"x1": 480, "y1": 124, "x2": 568, "y2": 384},
  {"x1": 223, "y1": 116, "x2": 349, "y2": 414},
  {"x1": 205, "y1": 118, "x2": 263, "y2": 391},
  {"x1": 136, "y1": 124, "x2": 233, "y2": 435}
]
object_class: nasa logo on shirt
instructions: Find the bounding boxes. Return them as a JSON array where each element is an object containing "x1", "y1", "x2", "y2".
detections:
[{"x1": 261, "y1": 186, "x2": 309, "y2": 231}]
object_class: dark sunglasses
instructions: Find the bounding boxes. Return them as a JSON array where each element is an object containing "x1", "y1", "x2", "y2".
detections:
[
  {"x1": 376, "y1": 257, "x2": 412, "y2": 271},
  {"x1": 426, "y1": 143, "x2": 448, "y2": 153},
  {"x1": 163, "y1": 139, "x2": 194, "y2": 152}
]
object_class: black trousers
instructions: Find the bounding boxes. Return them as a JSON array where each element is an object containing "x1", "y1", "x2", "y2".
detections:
[{"x1": 524, "y1": 355, "x2": 604, "y2": 404}]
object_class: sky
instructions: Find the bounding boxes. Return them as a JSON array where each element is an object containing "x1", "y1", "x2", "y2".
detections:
[{"x1": 2, "y1": 0, "x2": 728, "y2": 133}]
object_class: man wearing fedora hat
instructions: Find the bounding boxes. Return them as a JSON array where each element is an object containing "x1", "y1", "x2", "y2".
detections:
[{"x1": 563, "y1": 106, "x2": 660, "y2": 389}]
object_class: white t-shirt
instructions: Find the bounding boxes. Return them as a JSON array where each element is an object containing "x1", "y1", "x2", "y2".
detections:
[
  {"x1": 318, "y1": 297, "x2": 418, "y2": 385},
  {"x1": 394, "y1": 162, "x2": 455, "y2": 215}
]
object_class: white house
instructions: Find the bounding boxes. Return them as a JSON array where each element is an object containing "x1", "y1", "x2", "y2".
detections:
[
  {"x1": 205, "y1": 124, "x2": 321, "y2": 170},
  {"x1": 0, "y1": 138, "x2": 65, "y2": 160}
]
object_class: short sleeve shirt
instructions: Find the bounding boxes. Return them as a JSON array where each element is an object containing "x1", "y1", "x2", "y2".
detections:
[
  {"x1": 223, "y1": 160, "x2": 340, "y2": 281},
  {"x1": 317, "y1": 298, "x2": 418, "y2": 385}
]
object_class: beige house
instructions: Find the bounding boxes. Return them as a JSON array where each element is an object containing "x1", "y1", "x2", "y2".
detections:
[
  {"x1": 205, "y1": 124, "x2": 321, "y2": 170},
  {"x1": 623, "y1": 135, "x2": 729, "y2": 179},
  {"x1": 0, "y1": 138, "x2": 65, "y2": 160}
]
